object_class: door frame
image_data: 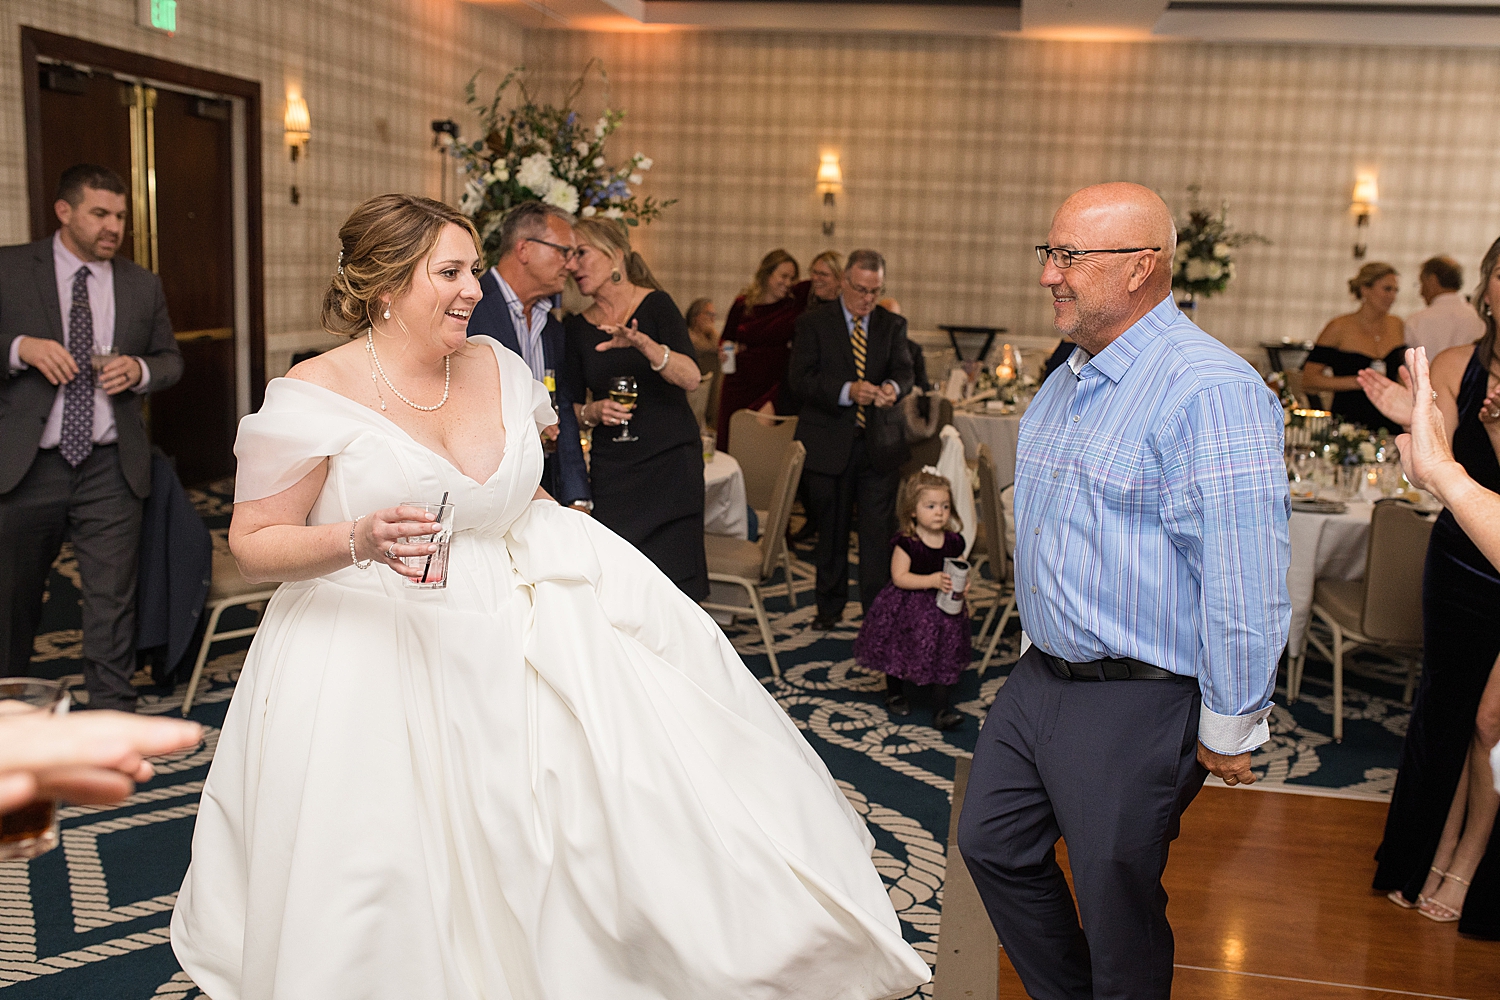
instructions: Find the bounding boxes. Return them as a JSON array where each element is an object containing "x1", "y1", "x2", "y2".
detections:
[{"x1": 21, "y1": 26, "x2": 267, "y2": 410}]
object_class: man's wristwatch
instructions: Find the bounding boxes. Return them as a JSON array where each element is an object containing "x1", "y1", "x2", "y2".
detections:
[{"x1": 571, "y1": 500, "x2": 594, "y2": 512}]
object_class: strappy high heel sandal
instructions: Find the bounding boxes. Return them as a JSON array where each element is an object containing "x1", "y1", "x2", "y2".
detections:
[
  {"x1": 1418, "y1": 872, "x2": 1470, "y2": 923},
  {"x1": 1388, "y1": 866, "x2": 1444, "y2": 910}
]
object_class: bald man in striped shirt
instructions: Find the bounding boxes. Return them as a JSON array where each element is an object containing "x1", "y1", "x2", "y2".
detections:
[{"x1": 958, "y1": 183, "x2": 1291, "y2": 1000}]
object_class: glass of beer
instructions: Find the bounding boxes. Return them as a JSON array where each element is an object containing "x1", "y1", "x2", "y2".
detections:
[
  {"x1": 609, "y1": 375, "x2": 639, "y2": 443},
  {"x1": 399, "y1": 501, "x2": 455, "y2": 590},
  {"x1": 0, "y1": 678, "x2": 70, "y2": 861}
]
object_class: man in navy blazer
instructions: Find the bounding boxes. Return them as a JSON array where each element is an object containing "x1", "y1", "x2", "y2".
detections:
[{"x1": 467, "y1": 202, "x2": 590, "y2": 509}]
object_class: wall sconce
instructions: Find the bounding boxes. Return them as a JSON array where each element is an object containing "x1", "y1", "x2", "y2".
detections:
[
  {"x1": 284, "y1": 94, "x2": 311, "y2": 160},
  {"x1": 816, "y1": 152, "x2": 842, "y2": 237},
  {"x1": 1350, "y1": 170, "x2": 1378, "y2": 259}
]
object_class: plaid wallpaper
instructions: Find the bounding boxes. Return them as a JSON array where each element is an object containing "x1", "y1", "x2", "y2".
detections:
[
  {"x1": 0, "y1": 0, "x2": 524, "y2": 372},
  {"x1": 522, "y1": 29, "x2": 1500, "y2": 357},
  {"x1": 4, "y1": 8, "x2": 1499, "y2": 371}
]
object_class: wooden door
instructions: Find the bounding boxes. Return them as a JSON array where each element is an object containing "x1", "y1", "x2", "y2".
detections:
[{"x1": 31, "y1": 66, "x2": 237, "y2": 485}]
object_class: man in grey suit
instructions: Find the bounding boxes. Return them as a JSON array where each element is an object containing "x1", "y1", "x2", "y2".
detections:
[{"x1": 0, "y1": 164, "x2": 183, "y2": 710}]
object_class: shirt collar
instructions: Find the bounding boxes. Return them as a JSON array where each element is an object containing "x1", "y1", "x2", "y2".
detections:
[
  {"x1": 491, "y1": 268, "x2": 555, "y2": 319},
  {"x1": 1431, "y1": 291, "x2": 1463, "y2": 307},
  {"x1": 840, "y1": 298, "x2": 869, "y2": 333},
  {"x1": 53, "y1": 231, "x2": 108, "y2": 282},
  {"x1": 1079, "y1": 294, "x2": 1176, "y2": 384}
]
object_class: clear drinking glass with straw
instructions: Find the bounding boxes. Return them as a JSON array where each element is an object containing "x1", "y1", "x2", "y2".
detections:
[{"x1": 401, "y1": 492, "x2": 454, "y2": 590}]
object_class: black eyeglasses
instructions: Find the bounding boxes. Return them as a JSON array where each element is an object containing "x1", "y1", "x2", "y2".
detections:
[
  {"x1": 526, "y1": 237, "x2": 583, "y2": 262},
  {"x1": 1036, "y1": 245, "x2": 1162, "y2": 269}
]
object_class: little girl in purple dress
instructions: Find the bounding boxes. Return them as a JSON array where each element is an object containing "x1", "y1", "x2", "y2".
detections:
[{"x1": 854, "y1": 468, "x2": 971, "y2": 731}]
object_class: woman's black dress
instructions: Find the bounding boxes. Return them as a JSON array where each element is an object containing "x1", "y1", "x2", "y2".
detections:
[
  {"x1": 563, "y1": 290, "x2": 709, "y2": 601},
  {"x1": 1372, "y1": 347, "x2": 1500, "y2": 938},
  {"x1": 1303, "y1": 344, "x2": 1407, "y2": 430}
]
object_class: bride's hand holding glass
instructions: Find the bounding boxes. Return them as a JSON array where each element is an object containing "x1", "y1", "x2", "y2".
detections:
[{"x1": 355, "y1": 505, "x2": 442, "y2": 579}]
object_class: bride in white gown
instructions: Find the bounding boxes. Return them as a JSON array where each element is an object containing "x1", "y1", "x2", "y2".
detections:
[{"x1": 171, "y1": 194, "x2": 930, "y2": 1000}]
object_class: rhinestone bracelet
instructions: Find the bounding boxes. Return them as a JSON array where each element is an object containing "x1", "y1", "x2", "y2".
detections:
[{"x1": 349, "y1": 515, "x2": 372, "y2": 570}]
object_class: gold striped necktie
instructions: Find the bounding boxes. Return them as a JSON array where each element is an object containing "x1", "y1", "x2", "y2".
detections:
[{"x1": 851, "y1": 317, "x2": 867, "y2": 427}]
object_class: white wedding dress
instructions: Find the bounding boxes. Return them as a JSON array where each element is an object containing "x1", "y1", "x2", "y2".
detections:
[{"x1": 171, "y1": 337, "x2": 929, "y2": 1000}]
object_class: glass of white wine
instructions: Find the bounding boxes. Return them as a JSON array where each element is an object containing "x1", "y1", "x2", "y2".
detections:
[{"x1": 609, "y1": 375, "x2": 639, "y2": 443}]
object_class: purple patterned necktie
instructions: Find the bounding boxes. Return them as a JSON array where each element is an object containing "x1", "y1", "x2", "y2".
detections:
[{"x1": 60, "y1": 265, "x2": 95, "y2": 467}]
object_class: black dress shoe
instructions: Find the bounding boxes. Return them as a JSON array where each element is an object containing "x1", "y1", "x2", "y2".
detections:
[
  {"x1": 933, "y1": 708, "x2": 964, "y2": 731},
  {"x1": 885, "y1": 694, "x2": 912, "y2": 717},
  {"x1": 810, "y1": 614, "x2": 840, "y2": 632}
]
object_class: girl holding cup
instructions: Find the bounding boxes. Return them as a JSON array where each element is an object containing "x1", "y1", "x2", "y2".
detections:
[{"x1": 854, "y1": 468, "x2": 971, "y2": 731}]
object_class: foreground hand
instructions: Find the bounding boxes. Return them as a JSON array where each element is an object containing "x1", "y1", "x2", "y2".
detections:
[
  {"x1": 1480, "y1": 388, "x2": 1500, "y2": 449},
  {"x1": 540, "y1": 424, "x2": 559, "y2": 454},
  {"x1": 357, "y1": 505, "x2": 442, "y2": 579},
  {"x1": 1198, "y1": 744, "x2": 1256, "y2": 786},
  {"x1": 1355, "y1": 367, "x2": 1411, "y2": 429},
  {"x1": 585, "y1": 399, "x2": 634, "y2": 427},
  {"x1": 1395, "y1": 347, "x2": 1460, "y2": 493},
  {"x1": 594, "y1": 319, "x2": 646, "y2": 352},
  {"x1": 936, "y1": 572, "x2": 952, "y2": 592},
  {"x1": 98, "y1": 355, "x2": 142, "y2": 395},
  {"x1": 873, "y1": 382, "x2": 899, "y2": 408},
  {"x1": 16, "y1": 336, "x2": 79, "y2": 385},
  {"x1": 849, "y1": 380, "x2": 879, "y2": 406},
  {"x1": 0, "y1": 712, "x2": 203, "y2": 812}
]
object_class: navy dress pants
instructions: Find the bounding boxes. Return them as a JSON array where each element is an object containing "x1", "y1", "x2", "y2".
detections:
[{"x1": 957, "y1": 647, "x2": 1209, "y2": 1000}]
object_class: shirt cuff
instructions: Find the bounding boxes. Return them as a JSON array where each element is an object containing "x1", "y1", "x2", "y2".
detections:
[
  {"x1": 9, "y1": 337, "x2": 26, "y2": 373},
  {"x1": 838, "y1": 382, "x2": 853, "y2": 407},
  {"x1": 133, "y1": 357, "x2": 152, "y2": 392},
  {"x1": 1197, "y1": 701, "x2": 1273, "y2": 756}
]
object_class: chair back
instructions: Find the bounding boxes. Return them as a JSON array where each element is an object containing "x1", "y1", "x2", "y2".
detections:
[
  {"x1": 1359, "y1": 498, "x2": 1433, "y2": 645},
  {"x1": 727, "y1": 410, "x2": 799, "y2": 511},
  {"x1": 902, "y1": 396, "x2": 954, "y2": 476},
  {"x1": 974, "y1": 444, "x2": 1010, "y2": 584},
  {"x1": 758, "y1": 441, "x2": 806, "y2": 582}
]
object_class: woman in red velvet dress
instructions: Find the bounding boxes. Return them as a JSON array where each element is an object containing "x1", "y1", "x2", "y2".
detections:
[{"x1": 714, "y1": 249, "x2": 810, "y2": 450}]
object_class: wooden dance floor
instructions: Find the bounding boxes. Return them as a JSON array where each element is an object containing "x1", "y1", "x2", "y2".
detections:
[{"x1": 937, "y1": 766, "x2": 1498, "y2": 1000}]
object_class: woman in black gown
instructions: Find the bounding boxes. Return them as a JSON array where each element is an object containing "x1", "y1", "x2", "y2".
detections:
[
  {"x1": 1303, "y1": 262, "x2": 1407, "y2": 430},
  {"x1": 563, "y1": 218, "x2": 709, "y2": 600},
  {"x1": 1372, "y1": 238, "x2": 1500, "y2": 938}
]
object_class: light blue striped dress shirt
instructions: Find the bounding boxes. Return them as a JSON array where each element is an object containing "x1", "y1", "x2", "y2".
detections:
[{"x1": 1013, "y1": 296, "x2": 1291, "y2": 755}]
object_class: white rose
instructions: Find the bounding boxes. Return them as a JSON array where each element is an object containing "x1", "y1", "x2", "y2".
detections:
[
  {"x1": 459, "y1": 182, "x2": 483, "y2": 215},
  {"x1": 1206, "y1": 262, "x2": 1224, "y2": 280},
  {"x1": 517, "y1": 152, "x2": 554, "y2": 196},
  {"x1": 1358, "y1": 441, "x2": 1377, "y2": 462},
  {"x1": 1338, "y1": 423, "x2": 1357, "y2": 437},
  {"x1": 1184, "y1": 258, "x2": 1210, "y2": 282},
  {"x1": 603, "y1": 207, "x2": 624, "y2": 220},
  {"x1": 594, "y1": 118, "x2": 608, "y2": 138},
  {"x1": 574, "y1": 141, "x2": 590, "y2": 157},
  {"x1": 593, "y1": 157, "x2": 605, "y2": 168},
  {"x1": 629, "y1": 173, "x2": 643, "y2": 185},
  {"x1": 1213, "y1": 242, "x2": 1231, "y2": 260},
  {"x1": 542, "y1": 179, "x2": 579, "y2": 215},
  {"x1": 637, "y1": 156, "x2": 653, "y2": 171},
  {"x1": 581, "y1": 205, "x2": 597, "y2": 217}
]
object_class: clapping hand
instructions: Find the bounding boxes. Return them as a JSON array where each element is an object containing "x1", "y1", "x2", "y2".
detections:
[
  {"x1": 1356, "y1": 365, "x2": 1413, "y2": 429},
  {"x1": 1479, "y1": 386, "x2": 1500, "y2": 451},
  {"x1": 1395, "y1": 347, "x2": 1458, "y2": 493},
  {"x1": 873, "y1": 382, "x2": 899, "y2": 408},
  {"x1": 849, "y1": 380, "x2": 880, "y2": 406}
]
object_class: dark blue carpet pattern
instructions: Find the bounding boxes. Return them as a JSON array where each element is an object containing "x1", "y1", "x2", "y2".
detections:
[{"x1": 1, "y1": 485, "x2": 1409, "y2": 998}]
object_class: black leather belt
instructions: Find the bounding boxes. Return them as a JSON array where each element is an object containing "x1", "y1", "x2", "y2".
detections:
[{"x1": 1035, "y1": 647, "x2": 1184, "y2": 682}]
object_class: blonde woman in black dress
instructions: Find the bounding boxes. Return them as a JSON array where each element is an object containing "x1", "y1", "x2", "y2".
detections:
[{"x1": 563, "y1": 219, "x2": 709, "y2": 599}]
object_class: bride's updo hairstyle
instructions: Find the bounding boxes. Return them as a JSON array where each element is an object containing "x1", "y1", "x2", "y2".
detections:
[
  {"x1": 574, "y1": 217, "x2": 664, "y2": 293},
  {"x1": 322, "y1": 193, "x2": 481, "y2": 337}
]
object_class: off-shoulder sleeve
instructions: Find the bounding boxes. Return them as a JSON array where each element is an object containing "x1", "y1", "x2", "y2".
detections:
[
  {"x1": 529, "y1": 375, "x2": 557, "y2": 430},
  {"x1": 232, "y1": 379, "x2": 374, "y2": 503}
]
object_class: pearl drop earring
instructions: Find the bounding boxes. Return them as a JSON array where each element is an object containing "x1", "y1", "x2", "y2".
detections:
[{"x1": 383, "y1": 306, "x2": 391, "y2": 320}]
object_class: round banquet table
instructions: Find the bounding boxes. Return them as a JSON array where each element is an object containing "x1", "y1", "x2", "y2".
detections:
[
  {"x1": 703, "y1": 450, "x2": 748, "y2": 539},
  {"x1": 1286, "y1": 500, "x2": 1373, "y2": 658},
  {"x1": 954, "y1": 411, "x2": 1021, "y2": 486}
]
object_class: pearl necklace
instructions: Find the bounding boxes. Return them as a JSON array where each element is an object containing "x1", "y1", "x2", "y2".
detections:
[{"x1": 366, "y1": 329, "x2": 450, "y2": 412}]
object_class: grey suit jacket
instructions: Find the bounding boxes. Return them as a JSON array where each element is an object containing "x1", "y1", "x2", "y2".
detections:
[{"x1": 0, "y1": 237, "x2": 183, "y2": 498}]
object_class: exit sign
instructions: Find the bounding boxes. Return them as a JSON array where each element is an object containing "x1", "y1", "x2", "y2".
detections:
[{"x1": 137, "y1": 0, "x2": 177, "y2": 34}]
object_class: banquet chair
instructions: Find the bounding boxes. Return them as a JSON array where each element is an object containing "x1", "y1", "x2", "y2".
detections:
[
  {"x1": 726, "y1": 409, "x2": 808, "y2": 598},
  {"x1": 968, "y1": 445, "x2": 1016, "y2": 678},
  {"x1": 181, "y1": 548, "x2": 278, "y2": 715},
  {"x1": 1289, "y1": 499, "x2": 1432, "y2": 741},
  {"x1": 701, "y1": 441, "x2": 806, "y2": 679}
]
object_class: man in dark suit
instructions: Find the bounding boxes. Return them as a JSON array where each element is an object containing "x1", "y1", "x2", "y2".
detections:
[
  {"x1": 0, "y1": 164, "x2": 183, "y2": 710},
  {"x1": 468, "y1": 201, "x2": 590, "y2": 509},
  {"x1": 789, "y1": 249, "x2": 914, "y2": 630}
]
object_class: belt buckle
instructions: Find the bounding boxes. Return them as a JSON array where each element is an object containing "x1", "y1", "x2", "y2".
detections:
[{"x1": 1098, "y1": 658, "x2": 1132, "y2": 681}]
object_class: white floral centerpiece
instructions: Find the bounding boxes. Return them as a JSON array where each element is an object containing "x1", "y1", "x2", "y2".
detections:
[
  {"x1": 1171, "y1": 185, "x2": 1268, "y2": 307},
  {"x1": 450, "y1": 61, "x2": 673, "y2": 266}
]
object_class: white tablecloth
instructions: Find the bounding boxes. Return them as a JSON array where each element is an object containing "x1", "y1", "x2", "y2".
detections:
[
  {"x1": 954, "y1": 411, "x2": 1022, "y2": 487},
  {"x1": 704, "y1": 451, "x2": 748, "y2": 539},
  {"x1": 1286, "y1": 500, "x2": 1373, "y2": 658}
]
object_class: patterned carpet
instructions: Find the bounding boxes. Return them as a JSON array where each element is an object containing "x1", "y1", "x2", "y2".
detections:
[{"x1": 1, "y1": 482, "x2": 1411, "y2": 998}]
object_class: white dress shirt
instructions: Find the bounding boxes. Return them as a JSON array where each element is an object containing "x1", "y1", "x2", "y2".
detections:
[
  {"x1": 6, "y1": 233, "x2": 152, "y2": 448},
  {"x1": 1405, "y1": 291, "x2": 1484, "y2": 360},
  {"x1": 492, "y1": 268, "x2": 554, "y2": 385}
]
